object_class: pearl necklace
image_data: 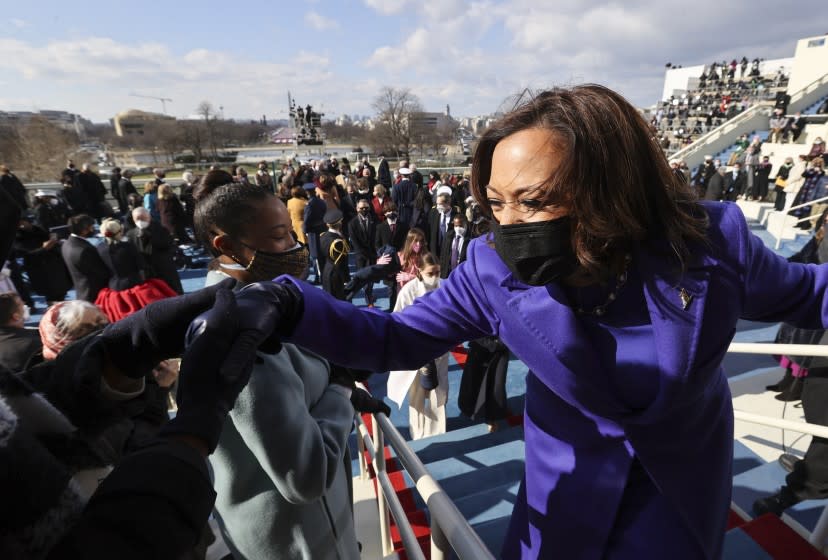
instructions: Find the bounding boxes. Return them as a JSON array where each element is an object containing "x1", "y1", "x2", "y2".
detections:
[{"x1": 574, "y1": 254, "x2": 633, "y2": 317}]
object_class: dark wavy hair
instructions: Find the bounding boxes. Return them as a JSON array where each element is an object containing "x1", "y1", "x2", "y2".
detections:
[
  {"x1": 193, "y1": 171, "x2": 272, "y2": 257},
  {"x1": 471, "y1": 84, "x2": 708, "y2": 276}
]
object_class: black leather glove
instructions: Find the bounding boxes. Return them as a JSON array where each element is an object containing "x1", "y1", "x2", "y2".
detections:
[
  {"x1": 350, "y1": 387, "x2": 391, "y2": 416},
  {"x1": 232, "y1": 280, "x2": 304, "y2": 353},
  {"x1": 99, "y1": 277, "x2": 236, "y2": 378},
  {"x1": 329, "y1": 363, "x2": 356, "y2": 390},
  {"x1": 160, "y1": 289, "x2": 257, "y2": 453}
]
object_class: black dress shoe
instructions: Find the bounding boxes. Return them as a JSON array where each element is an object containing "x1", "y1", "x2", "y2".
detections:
[
  {"x1": 775, "y1": 377, "x2": 803, "y2": 401},
  {"x1": 753, "y1": 486, "x2": 801, "y2": 517},
  {"x1": 778, "y1": 453, "x2": 800, "y2": 473},
  {"x1": 766, "y1": 369, "x2": 793, "y2": 392}
]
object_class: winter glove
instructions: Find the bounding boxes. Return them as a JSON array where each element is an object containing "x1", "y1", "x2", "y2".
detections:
[
  {"x1": 418, "y1": 360, "x2": 439, "y2": 390},
  {"x1": 232, "y1": 280, "x2": 305, "y2": 353},
  {"x1": 329, "y1": 363, "x2": 356, "y2": 390},
  {"x1": 160, "y1": 289, "x2": 258, "y2": 453},
  {"x1": 350, "y1": 387, "x2": 391, "y2": 416},
  {"x1": 97, "y1": 277, "x2": 237, "y2": 378}
]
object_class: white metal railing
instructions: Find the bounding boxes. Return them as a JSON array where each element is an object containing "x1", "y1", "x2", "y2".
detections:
[
  {"x1": 758, "y1": 193, "x2": 828, "y2": 249},
  {"x1": 354, "y1": 384, "x2": 496, "y2": 560},
  {"x1": 669, "y1": 102, "x2": 774, "y2": 163},
  {"x1": 670, "y1": 71, "x2": 828, "y2": 167},
  {"x1": 790, "y1": 72, "x2": 828, "y2": 108},
  {"x1": 729, "y1": 340, "x2": 828, "y2": 551}
]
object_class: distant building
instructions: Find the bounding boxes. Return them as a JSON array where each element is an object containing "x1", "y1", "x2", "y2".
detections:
[
  {"x1": 0, "y1": 109, "x2": 92, "y2": 136},
  {"x1": 410, "y1": 105, "x2": 457, "y2": 131},
  {"x1": 459, "y1": 115, "x2": 499, "y2": 135},
  {"x1": 113, "y1": 109, "x2": 175, "y2": 137}
]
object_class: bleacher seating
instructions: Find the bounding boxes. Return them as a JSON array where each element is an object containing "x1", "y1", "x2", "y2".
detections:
[{"x1": 654, "y1": 68, "x2": 790, "y2": 155}]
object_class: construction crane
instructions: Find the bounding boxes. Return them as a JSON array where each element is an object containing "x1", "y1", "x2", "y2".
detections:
[{"x1": 129, "y1": 93, "x2": 173, "y2": 114}]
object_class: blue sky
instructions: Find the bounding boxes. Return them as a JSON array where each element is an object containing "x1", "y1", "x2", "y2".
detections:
[{"x1": 2, "y1": 0, "x2": 825, "y2": 123}]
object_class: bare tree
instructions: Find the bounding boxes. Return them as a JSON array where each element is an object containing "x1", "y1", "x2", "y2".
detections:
[
  {"x1": 371, "y1": 87, "x2": 423, "y2": 158},
  {"x1": 197, "y1": 101, "x2": 219, "y2": 158},
  {"x1": 181, "y1": 120, "x2": 205, "y2": 163}
]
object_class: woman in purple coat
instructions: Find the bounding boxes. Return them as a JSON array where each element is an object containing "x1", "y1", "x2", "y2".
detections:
[{"x1": 231, "y1": 85, "x2": 828, "y2": 559}]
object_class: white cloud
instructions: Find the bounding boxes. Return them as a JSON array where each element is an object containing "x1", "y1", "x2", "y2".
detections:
[
  {"x1": 362, "y1": 0, "x2": 412, "y2": 15},
  {"x1": 11, "y1": 18, "x2": 26, "y2": 28},
  {"x1": 304, "y1": 11, "x2": 339, "y2": 31},
  {"x1": 3, "y1": 1, "x2": 827, "y2": 123},
  {"x1": 0, "y1": 36, "x2": 335, "y2": 120}
]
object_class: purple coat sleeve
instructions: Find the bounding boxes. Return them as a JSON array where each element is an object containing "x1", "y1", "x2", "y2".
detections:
[
  {"x1": 283, "y1": 239, "x2": 497, "y2": 371},
  {"x1": 722, "y1": 202, "x2": 828, "y2": 326}
]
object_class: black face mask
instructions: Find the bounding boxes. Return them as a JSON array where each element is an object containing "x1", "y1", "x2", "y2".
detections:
[
  {"x1": 492, "y1": 217, "x2": 577, "y2": 286},
  {"x1": 224, "y1": 239, "x2": 310, "y2": 282}
]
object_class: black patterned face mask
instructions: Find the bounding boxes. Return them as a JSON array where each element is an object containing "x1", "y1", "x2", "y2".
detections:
[
  {"x1": 491, "y1": 216, "x2": 577, "y2": 286},
  {"x1": 221, "y1": 238, "x2": 310, "y2": 281}
]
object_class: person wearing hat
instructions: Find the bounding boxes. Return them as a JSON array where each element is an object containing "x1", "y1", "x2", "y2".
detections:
[
  {"x1": 319, "y1": 209, "x2": 351, "y2": 300},
  {"x1": 392, "y1": 167, "x2": 418, "y2": 228},
  {"x1": 302, "y1": 182, "x2": 327, "y2": 284},
  {"x1": 32, "y1": 189, "x2": 70, "y2": 231}
]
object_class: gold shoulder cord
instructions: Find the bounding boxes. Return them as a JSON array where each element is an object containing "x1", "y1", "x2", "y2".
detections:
[{"x1": 329, "y1": 238, "x2": 350, "y2": 265}]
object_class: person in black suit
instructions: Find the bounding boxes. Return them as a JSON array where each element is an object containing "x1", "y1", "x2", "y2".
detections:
[
  {"x1": 0, "y1": 165, "x2": 28, "y2": 211},
  {"x1": 77, "y1": 164, "x2": 109, "y2": 220},
  {"x1": 427, "y1": 193, "x2": 458, "y2": 257},
  {"x1": 410, "y1": 163, "x2": 424, "y2": 190},
  {"x1": 61, "y1": 175, "x2": 89, "y2": 216},
  {"x1": 377, "y1": 154, "x2": 392, "y2": 190},
  {"x1": 374, "y1": 202, "x2": 409, "y2": 251},
  {"x1": 302, "y1": 182, "x2": 327, "y2": 283},
  {"x1": 786, "y1": 112, "x2": 807, "y2": 143},
  {"x1": 60, "y1": 214, "x2": 111, "y2": 302},
  {"x1": 391, "y1": 169, "x2": 418, "y2": 227},
  {"x1": 348, "y1": 199, "x2": 378, "y2": 305},
  {"x1": 319, "y1": 210, "x2": 351, "y2": 300},
  {"x1": 0, "y1": 293, "x2": 42, "y2": 372},
  {"x1": 127, "y1": 208, "x2": 183, "y2": 294},
  {"x1": 704, "y1": 167, "x2": 727, "y2": 201},
  {"x1": 724, "y1": 163, "x2": 745, "y2": 201},
  {"x1": 374, "y1": 203, "x2": 409, "y2": 310},
  {"x1": 439, "y1": 214, "x2": 470, "y2": 278},
  {"x1": 116, "y1": 169, "x2": 138, "y2": 215}
]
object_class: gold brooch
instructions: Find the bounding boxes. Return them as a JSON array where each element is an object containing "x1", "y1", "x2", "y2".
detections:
[{"x1": 678, "y1": 287, "x2": 693, "y2": 311}]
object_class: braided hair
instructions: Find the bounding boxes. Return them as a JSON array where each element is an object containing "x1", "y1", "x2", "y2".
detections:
[{"x1": 193, "y1": 169, "x2": 273, "y2": 256}]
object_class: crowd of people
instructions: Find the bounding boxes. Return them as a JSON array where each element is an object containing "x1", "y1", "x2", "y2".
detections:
[
  {"x1": 652, "y1": 57, "x2": 790, "y2": 153},
  {"x1": 3, "y1": 81, "x2": 828, "y2": 560},
  {"x1": 0, "y1": 143, "x2": 511, "y2": 558}
]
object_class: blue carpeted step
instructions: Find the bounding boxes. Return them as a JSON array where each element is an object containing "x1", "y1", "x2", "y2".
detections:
[
  {"x1": 733, "y1": 440, "x2": 766, "y2": 476},
  {"x1": 466, "y1": 514, "x2": 513, "y2": 556},
  {"x1": 805, "y1": 95, "x2": 828, "y2": 115},
  {"x1": 723, "y1": 527, "x2": 774, "y2": 559},
  {"x1": 406, "y1": 423, "x2": 524, "y2": 461},
  {"x1": 401, "y1": 432, "x2": 525, "y2": 505},
  {"x1": 452, "y1": 480, "x2": 521, "y2": 526},
  {"x1": 732, "y1": 460, "x2": 828, "y2": 532}
]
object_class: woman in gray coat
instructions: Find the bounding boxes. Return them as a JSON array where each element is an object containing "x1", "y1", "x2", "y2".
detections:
[{"x1": 194, "y1": 175, "x2": 360, "y2": 560}]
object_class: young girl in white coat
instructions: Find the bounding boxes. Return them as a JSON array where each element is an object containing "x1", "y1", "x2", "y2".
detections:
[{"x1": 387, "y1": 253, "x2": 450, "y2": 440}]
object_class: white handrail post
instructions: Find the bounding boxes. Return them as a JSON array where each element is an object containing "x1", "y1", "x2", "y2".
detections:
[
  {"x1": 356, "y1": 419, "x2": 368, "y2": 480},
  {"x1": 431, "y1": 518, "x2": 450, "y2": 560},
  {"x1": 775, "y1": 212, "x2": 786, "y2": 250},
  {"x1": 372, "y1": 414, "x2": 393, "y2": 556},
  {"x1": 809, "y1": 505, "x2": 828, "y2": 551}
]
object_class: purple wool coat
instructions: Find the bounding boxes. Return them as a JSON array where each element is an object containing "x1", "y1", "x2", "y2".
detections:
[{"x1": 282, "y1": 202, "x2": 828, "y2": 559}]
